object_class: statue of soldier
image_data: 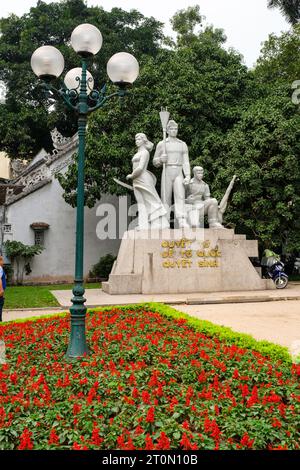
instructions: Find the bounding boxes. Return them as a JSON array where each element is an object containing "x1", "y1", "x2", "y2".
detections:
[
  {"x1": 153, "y1": 120, "x2": 191, "y2": 228},
  {"x1": 186, "y1": 166, "x2": 224, "y2": 229}
]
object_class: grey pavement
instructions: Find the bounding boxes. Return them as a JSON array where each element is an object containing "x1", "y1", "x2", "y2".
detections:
[
  {"x1": 172, "y1": 301, "x2": 300, "y2": 357},
  {"x1": 50, "y1": 283, "x2": 300, "y2": 308}
]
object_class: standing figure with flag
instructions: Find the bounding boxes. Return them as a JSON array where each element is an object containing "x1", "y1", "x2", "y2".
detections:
[{"x1": 153, "y1": 118, "x2": 191, "y2": 228}]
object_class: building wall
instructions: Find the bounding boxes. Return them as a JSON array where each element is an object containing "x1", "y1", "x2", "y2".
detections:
[
  {"x1": 4, "y1": 151, "x2": 125, "y2": 283},
  {"x1": 0, "y1": 152, "x2": 10, "y2": 179}
]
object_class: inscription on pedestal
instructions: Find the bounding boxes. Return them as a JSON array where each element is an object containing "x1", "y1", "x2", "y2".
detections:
[{"x1": 161, "y1": 238, "x2": 222, "y2": 269}]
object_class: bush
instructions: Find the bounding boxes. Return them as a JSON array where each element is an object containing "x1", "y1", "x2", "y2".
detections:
[
  {"x1": 88, "y1": 254, "x2": 116, "y2": 280},
  {"x1": 3, "y1": 240, "x2": 44, "y2": 285}
]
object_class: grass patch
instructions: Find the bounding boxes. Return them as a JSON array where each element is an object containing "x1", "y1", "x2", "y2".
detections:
[
  {"x1": 4, "y1": 283, "x2": 101, "y2": 309},
  {"x1": 48, "y1": 283, "x2": 101, "y2": 291},
  {"x1": 4, "y1": 286, "x2": 60, "y2": 309}
]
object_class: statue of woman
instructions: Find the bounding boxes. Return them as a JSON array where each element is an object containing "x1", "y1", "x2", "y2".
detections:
[{"x1": 126, "y1": 133, "x2": 169, "y2": 230}]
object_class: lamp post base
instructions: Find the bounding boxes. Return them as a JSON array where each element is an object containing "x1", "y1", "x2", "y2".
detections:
[{"x1": 65, "y1": 284, "x2": 91, "y2": 359}]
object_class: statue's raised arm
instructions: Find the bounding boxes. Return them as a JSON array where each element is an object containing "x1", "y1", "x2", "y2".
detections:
[{"x1": 218, "y1": 175, "x2": 237, "y2": 224}]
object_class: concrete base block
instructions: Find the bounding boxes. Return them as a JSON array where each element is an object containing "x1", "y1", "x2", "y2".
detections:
[
  {"x1": 102, "y1": 274, "x2": 142, "y2": 295},
  {"x1": 105, "y1": 228, "x2": 276, "y2": 294}
]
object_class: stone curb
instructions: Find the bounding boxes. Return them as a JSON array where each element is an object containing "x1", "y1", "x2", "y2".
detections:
[
  {"x1": 4, "y1": 294, "x2": 300, "y2": 313},
  {"x1": 3, "y1": 307, "x2": 66, "y2": 313},
  {"x1": 185, "y1": 295, "x2": 300, "y2": 305}
]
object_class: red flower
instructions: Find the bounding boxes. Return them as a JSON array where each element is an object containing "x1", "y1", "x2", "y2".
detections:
[
  {"x1": 186, "y1": 386, "x2": 194, "y2": 400},
  {"x1": 180, "y1": 432, "x2": 198, "y2": 450},
  {"x1": 247, "y1": 386, "x2": 259, "y2": 407},
  {"x1": 72, "y1": 442, "x2": 88, "y2": 450},
  {"x1": 30, "y1": 366, "x2": 37, "y2": 377},
  {"x1": 182, "y1": 421, "x2": 190, "y2": 430},
  {"x1": 134, "y1": 425, "x2": 144, "y2": 435},
  {"x1": 240, "y1": 433, "x2": 255, "y2": 449},
  {"x1": 169, "y1": 396, "x2": 178, "y2": 412},
  {"x1": 73, "y1": 403, "x2": 82, "y2": 415},
  {"x1": 145, "y1": 434, "x2": 154, "y2": 450},
  {"x1": 0, "y1": 407, "x2": 6, "y2": 423},
  {"x1": 156, "y1": 432, "x2": 170, "y2": 450},
  {"x1": 129, "y1": 373, "x2": 136, "y2": 384},
  {"x1": 87, "y1": 387, "x2": 97, "y2": 404},
  {"x1": 198, "y1": 371, "x2": 206, "y2": 383},
  {"x1": 272, "y1": 418, "x2": 282, "y2": 428},
  {"x1": 18, "y1": 428, "x2": 34, "y2": 450},
  {"x1": 146, "y1": 406, "x2": 155, "y2": 423},
  {"x1": 91, "y1": 423, "x2": 103, "y2": 446},
  {"x1": 48, "y1": 429, "x2": 59, "y2": 445},
  {"x1": 204, "y1": 418, "x2": 211, "y2": 433},
  {"x1": 117, "y1": 434, "x2": 135, "y2": 450},
  {"x1": 241, "y1": 384, "x2": 249, "y2": 398},
  {"x1": 211, "y1": 421, "x2": 221, "y2": 441},
  {"x1": 142, "y1": 390, "x2": 151, "y2": 404},
  {"x1": 10, "y1": 372, "x2": 18, "y2": 385},
  {"x1": 148, "y1": 370, "x2": 159, "y2": 387}
]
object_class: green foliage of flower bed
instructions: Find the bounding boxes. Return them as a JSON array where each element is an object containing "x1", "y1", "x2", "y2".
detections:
[
  {"x1": 94, "y1": 304, "x2": 292, "y2": 365},
  {"x1": 0, "y1": 304, "x2": 299, "y2": 450}
]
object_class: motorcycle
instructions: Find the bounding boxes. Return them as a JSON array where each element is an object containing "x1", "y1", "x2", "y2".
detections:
[{"x1": 266, "y1": 260, "x2": 289, "y2": 289}]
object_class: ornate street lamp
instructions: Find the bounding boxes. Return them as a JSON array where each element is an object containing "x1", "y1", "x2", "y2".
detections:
[{"x1": 31, "y1": 23, "x2": 139, "y2": 359}]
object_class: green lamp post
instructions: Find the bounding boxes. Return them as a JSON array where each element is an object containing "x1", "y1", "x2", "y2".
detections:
[{"x1": 30, "y1": 23, "x2": 139, "y2": 359}]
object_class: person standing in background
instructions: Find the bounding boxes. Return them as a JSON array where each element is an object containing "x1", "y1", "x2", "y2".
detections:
[{"x1": 0, "y1": 256, "x2": 6, "y2": 322}]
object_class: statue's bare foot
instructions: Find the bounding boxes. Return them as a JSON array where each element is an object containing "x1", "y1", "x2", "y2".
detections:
[{"x1": 209, "y1": 221, "x2": 225, "y2": 229}]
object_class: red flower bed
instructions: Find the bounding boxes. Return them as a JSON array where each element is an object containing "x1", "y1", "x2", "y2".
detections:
[{"x1": 0, "y1": 307, "x2": 299, "y2": 450}]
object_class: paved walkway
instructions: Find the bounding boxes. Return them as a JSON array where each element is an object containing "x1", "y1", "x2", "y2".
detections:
[
  {"x1": 50, "y1": 283, "x2": 300, "y2": 308},
  {"x1": 3, "y1": 284, "x2": 300, "y2": 357},
  {"x1": 172, "y1": 301, "x2": 300, "y2": 357}
]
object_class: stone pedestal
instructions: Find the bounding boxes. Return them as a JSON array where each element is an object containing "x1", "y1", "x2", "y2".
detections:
[{"x1": 102, "y1": 228, "x2": 275, "y2": 294}]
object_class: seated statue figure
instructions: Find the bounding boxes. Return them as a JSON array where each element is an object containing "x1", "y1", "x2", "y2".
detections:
[{"x1": 186, "y1": 166, "x2": 224, "y2": 229}]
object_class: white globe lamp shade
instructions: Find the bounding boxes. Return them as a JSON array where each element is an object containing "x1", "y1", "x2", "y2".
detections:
[
  {"x1": 31, "y1": 46, "x2": 65, "y2": 80},
  {"x1": 107, "y1": 52, "x2": 139, "y2": 86},
  {"x1": 71, "y1": 23, "x2": 102, "y2": 57},
  {"x1": 64, "y1": 68, "x2": 94, "y2": 95}
]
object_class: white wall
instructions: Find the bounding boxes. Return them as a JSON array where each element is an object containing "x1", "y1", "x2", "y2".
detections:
[
  {"x1": 0, "y1": 152, "x2": 10, "y2": 179},
  {"x1": 5, "y1": 155, "x2": 123, "y2": 283}
]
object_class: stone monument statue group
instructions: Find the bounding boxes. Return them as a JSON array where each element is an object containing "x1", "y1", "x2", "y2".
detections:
[
  {"x1": 104, "y1": 109, "x2": 274, "y2": 295},
  {"x1": 115, "y1": 109, "x2": 237, "y2": 231}
]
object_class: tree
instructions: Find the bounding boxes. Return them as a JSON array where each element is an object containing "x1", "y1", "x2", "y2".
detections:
[
  {"x1": 267, "y1": 0, "x2": 300, "y2": 25},
  {"x1": 4, "y1": 240, "x2": 44, "y2": 285},
  {"x1": 255, "y1": 24, "x2": 300, "y2": 85},
  {"x1": 209, "y1": 85, "x2": 300, "y2": 253},
  {"x1": 0, "y1": 0, "x2": 165, "y2": 159},
  {"x1": 58, "y1": 17, "x2": 254, "y2": 207},
  {"x1": 170, "y1": 5, "x2": 203, "y2": 46}
]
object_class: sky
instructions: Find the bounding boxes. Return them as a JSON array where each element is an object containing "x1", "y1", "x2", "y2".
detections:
[{"x1": 1, "y1": 0, "x2": 289, "y2": 68}]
